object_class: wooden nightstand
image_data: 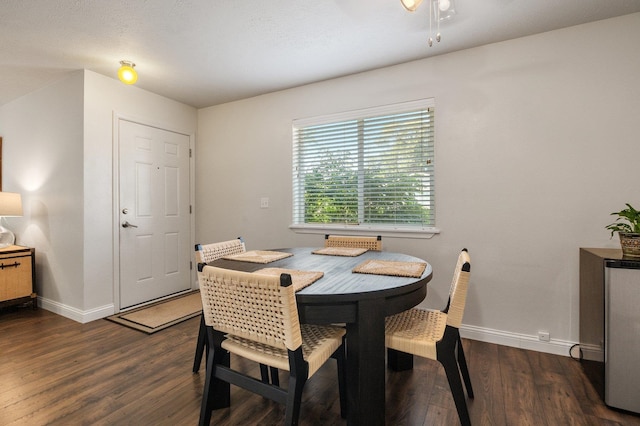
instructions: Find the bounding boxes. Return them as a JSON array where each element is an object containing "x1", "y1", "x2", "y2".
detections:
[{"x1": 0, "y1": 245, "x2": 36, "y2": 309}]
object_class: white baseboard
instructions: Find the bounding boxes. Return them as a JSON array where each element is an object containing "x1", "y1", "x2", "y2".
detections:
[
  {"x1": 460, "y1": 324, "x2": 575, "y2": 357},
  {"x1": 38, "y1": 296, "x2": 115, "y2": 324}
]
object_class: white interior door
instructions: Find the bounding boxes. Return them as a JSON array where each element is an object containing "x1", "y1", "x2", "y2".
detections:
[{"x1": 118, "y1": 119, "x2": 191, "y2": 309}]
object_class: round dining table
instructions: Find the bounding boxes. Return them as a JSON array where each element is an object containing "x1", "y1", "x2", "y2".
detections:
[{"x1": 209, "y1": 247, "x2": 433, "y2": 426}]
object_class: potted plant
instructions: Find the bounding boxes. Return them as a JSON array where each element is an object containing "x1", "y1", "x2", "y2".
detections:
[{"x1": 606, "y1": 203, "x2": 640, "y2": 258}]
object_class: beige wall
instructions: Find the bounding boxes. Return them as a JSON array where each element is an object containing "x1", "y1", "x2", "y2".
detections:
[
  {"x1": 0, "y1": 71, "x2": 85, "y2": 309},
  {"x1": 195, "y1": 13, "x2": 640, "y2": 354},
  {"x1": 83, "y1": 71, "x2": 197, "y2": 316},
  {"x1": 0, "y1": 70, "x2": 197, "y2": 321},
  {"x1": 1, "y1": 13, "x2": 638, "y2": 353}
]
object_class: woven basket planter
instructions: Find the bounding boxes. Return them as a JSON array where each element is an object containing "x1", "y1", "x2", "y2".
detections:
[{"x1": 619, "y1": 232, "x2": 640, "y2": 258}]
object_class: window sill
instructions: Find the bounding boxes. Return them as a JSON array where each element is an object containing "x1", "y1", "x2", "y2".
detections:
[{"x1": 289, "y1": 224, "x2": 440, "y2": 239}]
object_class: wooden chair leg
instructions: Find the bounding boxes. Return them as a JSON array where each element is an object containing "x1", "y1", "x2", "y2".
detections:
[
  {"x1": 456, "y1": 335, "x2": 474, "y2": 398},
  {"x1": 284, "y1": 375, "x2": 306, "y2": 426},
  {"x1": 436, "y1": 327, "x2": 472, "y2": 426},
  {"x1": 387, "y1": 347, "x2": 414, "y2": 371},
  {"x1": 260, "y1": 364, "x2": 270, "y2": 383},
  {"x1": 199, "y1": 328, "x2": 231, "y2": 425},
  {"x1": 333, "y1": 340, "x2": 348, "y2": 419},
  {"x1": 440, "y1": 354, "x2": 471, "y2": 426},
  {"x1": 258, "y1": 364, "x2": 278, "y2": 385},
  {"x1": 193, "y1": 314, "x2": 207, "y2": 373},
  {"x1": 270, "y1": 366, "x2": 280, "y2": 386},
  {"x1": 199, "y1": 347, "x2": 215, "y2": 426},
  {"x1": 285, "y1": 348, "x2": 308, "y2": 426}
]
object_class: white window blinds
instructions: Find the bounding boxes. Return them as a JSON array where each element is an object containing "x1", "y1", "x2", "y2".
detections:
[{"x1": 292, "y1": 99, "x2": 435, "y2": 229}]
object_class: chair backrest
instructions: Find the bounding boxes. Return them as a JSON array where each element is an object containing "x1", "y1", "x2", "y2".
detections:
[
  {"x1": 194, "y1": 237, "x2": 246, "y2": 264},
  {"x1": 444, "y1": 249, "x2": 471, "y2": 328},
  {"x1": 198, "y1": 265, "x2": 302, "y2": 351},
  {"x1": 324, "y1": 234, "x2": 382, "y2": 251}
]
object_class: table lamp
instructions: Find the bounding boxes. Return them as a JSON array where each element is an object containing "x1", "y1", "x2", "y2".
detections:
[{"x1": 0, "y1": 192, "x2": 23, "y2": 248}]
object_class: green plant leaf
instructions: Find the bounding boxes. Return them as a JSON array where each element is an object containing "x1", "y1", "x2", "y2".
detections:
[{"x1": 606, "y1": 203, "x2": 640, "y2": 236}]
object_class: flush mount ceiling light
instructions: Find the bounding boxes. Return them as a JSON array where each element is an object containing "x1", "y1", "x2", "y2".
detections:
[
  {"x1": 400, "y1": 0, "x2": 423, "y2": 12},
  {"x1": 400, "y1": 0, "x2": 456, "y2": 46},
  {"x1": 118, "y1": 60, "x2": 138, "y2": 85}
]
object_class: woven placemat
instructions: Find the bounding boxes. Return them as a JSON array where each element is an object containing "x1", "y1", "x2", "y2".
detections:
[
  {"x1": 352, "y1": 259, "x2": 427, "y2": 278},
  {"x1": 222, "y1": 250, "x2": 293, "y2": 264},
  {"x1": 255, "y1": 268, "x2": 324, "y2": 292},
  {"x1": 312, "y1": 247, "x2": 368, "y2": 257}
]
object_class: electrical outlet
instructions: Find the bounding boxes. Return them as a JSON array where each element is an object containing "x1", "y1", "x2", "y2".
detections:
[
  {"x1": 538, "y1": 331, "x2": 550, "y2": 342},
  {"x1": 260, "y1": 197, "x2": 269, "y2": 209}
]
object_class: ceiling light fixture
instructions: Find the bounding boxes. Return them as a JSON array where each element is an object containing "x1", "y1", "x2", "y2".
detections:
[
  {"x1": 400, "y1": 0, "x2": 423, "y2": 12},
  {"x1": 118, "y1": 60, "x2": 138, "y2": 85},
  {"x1": 400, "y1": 0, "x2": 456, "y2": 47}
]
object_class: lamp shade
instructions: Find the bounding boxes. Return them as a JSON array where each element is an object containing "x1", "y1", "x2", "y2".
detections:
[
  {"x1": 400, "y1": 0, "x2": 423, "y2": 12},
  {"x1": 118, "y1": 61, "x2": 138, "y2": 85},
  {"x1": 0, "y1": 192, "x2": 22, "y2": 248},
  {"x1": 0, "y1": 192, "x2": 23, "y2": 216}
]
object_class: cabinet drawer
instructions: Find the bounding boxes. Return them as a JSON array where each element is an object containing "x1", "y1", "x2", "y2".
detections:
[{"x1": 0, "y1": 254, "x2": 33, "y2": 302}]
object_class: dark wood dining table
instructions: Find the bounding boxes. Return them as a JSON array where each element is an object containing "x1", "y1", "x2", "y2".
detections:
[{"x1": 208, "y1": 247, "x2": 433, "y2": 426}]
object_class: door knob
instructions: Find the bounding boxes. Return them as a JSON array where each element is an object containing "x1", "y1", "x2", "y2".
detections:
[{"x1": 122, "y1": 221, "x2": 139, "y2": 228}]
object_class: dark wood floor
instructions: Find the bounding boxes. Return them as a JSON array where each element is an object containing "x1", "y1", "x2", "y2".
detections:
[{"x1": 1, "y1": 306, "x2": 639, "y2": 426}]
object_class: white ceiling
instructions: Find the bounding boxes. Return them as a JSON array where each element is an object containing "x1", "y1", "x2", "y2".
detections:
[{"x1": 1, "y1": 0, "x2": 639, "y2": 109}]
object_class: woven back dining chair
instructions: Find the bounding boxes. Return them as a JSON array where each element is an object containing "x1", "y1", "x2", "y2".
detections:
[
  {"x1": 197, "y1": 266, "x2": 347, "y2": 426},
  {"x1": 194, "y1": 237, "x2": 246, "y2": 265},
  {"x1": 385, "y1": 249, "x2": 473, "y2": 426},
  {"x1": 324, "y1": 234, "x2": 383, "y2": 251},
  {"x1": 192, "y1": 238, "x2": 246, "y2": 373}
]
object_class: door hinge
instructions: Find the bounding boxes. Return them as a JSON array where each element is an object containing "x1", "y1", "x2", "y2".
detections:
[
  {"x1": 190, "y1": 205, "x2": 192, "y2": 214},
  {"x1": 190, "y1": 261, "x2": 193, "y2": 270},
  {"x1": 189, "y1": 148, "x2": 192, "y2": 158}
]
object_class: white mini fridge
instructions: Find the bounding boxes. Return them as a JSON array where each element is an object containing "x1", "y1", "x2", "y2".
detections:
[{"x1": 605, "y1": 259, "x2": 640, "y2": 414}]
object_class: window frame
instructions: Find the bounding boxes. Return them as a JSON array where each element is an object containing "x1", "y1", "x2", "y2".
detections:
[{"x1": 290, "y1": 99, "x2": 439, "y2": 239}]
